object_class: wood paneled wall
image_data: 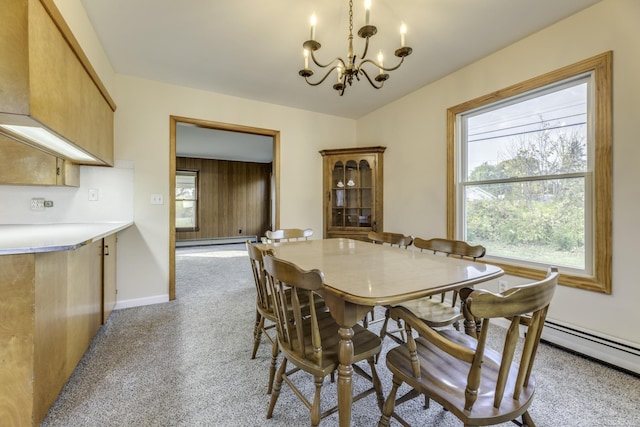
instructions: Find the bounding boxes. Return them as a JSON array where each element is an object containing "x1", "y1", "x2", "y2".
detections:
[{"x1": 176, "y1": 157, "x2": 271, "y2": 241}]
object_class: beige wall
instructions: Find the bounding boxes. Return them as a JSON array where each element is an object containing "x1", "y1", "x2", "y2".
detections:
[
  {"x1": 54, "y1": 0, "x2": 638, "y2": 345},
  {"x1": 56, "y1": 0, "x2": 356, "y2": 306},
  {"x1": 112, "y1": 75, "x2": 355, "y2": 303},
  {"x1": 356, "y1": 0, "x2": 640, "y2": 345}
]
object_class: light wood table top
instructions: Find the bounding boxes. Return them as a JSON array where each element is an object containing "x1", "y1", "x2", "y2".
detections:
[
  {"x1": 261, "y1": 238, "x2": 504, "y2": 426},
  {"x1": 265, "y1": 238, "x2": 503, "y2": 305}
]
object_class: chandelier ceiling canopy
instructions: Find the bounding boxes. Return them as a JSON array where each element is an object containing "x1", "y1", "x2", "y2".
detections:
[{"x1": 299, "y1": 0, "x2": 412, "y2": 96}]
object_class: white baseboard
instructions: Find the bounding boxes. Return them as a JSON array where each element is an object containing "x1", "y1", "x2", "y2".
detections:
[
  {"x1": 540, "y1": 319, "x2": 640, "y2": 375},
  {"x1": 491, "y1": 318, "x2": 639, "y2": 375},
  {"x1": 114, "y1": 294, "x2": 169, "y2": 310}
]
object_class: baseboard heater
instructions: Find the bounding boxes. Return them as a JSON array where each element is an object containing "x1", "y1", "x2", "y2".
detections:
[
  {"x1": 540, "y1": 319, "x2": 640, "y2": 376},
  {"x1": 176, "y1": 236, "x2": 257, "y2": 247}
]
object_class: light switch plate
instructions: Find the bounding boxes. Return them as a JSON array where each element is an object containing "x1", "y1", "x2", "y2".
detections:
[
  {"x1": 88, "y1": 188, "x2": 99, "y2": 201},
  {"x1": 151, "y1": 194, "x2": 164, "y2": 205}
]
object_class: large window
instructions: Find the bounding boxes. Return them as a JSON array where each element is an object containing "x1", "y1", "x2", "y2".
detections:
[
  {"x1": 176, "y1": 170, "x2": 198, "y2": 231},
  {"x1": 447, "y1": 52, "x2": 612, "y2": 293}
]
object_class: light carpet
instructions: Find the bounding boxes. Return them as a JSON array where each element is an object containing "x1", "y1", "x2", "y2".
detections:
[{"x1": 41, "y1": 244, "x2": 640, "y2": 426}]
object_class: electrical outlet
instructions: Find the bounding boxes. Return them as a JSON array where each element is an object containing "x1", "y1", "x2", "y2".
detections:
[
  {"x1": 31, "y1": 198, "x2": 45, "y2": 211},
  {"x1": 498, "y1": 280, "x2": 508, "y2": 292}
]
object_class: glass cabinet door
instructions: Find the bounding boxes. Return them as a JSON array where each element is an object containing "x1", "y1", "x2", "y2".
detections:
[
  {"x1": 330, "y1": 158, "x2": 373, "y2": 229},
  {"x1": 321, "y1": 146, "x2": 384, "y2": 239}
]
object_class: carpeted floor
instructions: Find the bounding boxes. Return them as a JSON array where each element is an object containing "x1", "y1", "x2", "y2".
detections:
[{"x1": 41, "y1": 244, "x2": 640, "y2": 426}]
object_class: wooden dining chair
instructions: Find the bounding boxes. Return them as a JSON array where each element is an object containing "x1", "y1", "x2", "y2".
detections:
[
  {"x1": 379, "y1": 237, "x2": 486, "y2": 343},
  {"x1": 364, "y1": 231, "x2": 414, "y2": 329},
  {"x1": 265, "y1": 228, "x2": 313, "y2": 243},
  {"x1": 247, "y1": 241, "x2": 327, "y2": 394},
  {"x1": 262, "y1": 253, "x2": 384, "y2": 426},
  {"x1": 367, "y1": 231, "x2": 414, "y2": 248},
  {"x1": 247, "y1": 241, "x2": 280, "y2": 394},
  {"x1": 379, "y1": 267, "x2": 559, "y2": 427}
]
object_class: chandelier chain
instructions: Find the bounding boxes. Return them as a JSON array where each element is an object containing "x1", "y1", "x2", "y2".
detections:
[{"x1": 349, "y1": 0, "x2": 354, "y2": 37}]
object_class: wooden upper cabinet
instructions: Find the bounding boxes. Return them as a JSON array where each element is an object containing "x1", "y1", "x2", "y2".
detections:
[
  {"x1": 0, "y1": 135, "x2": 79, "y2": 186},
  {"x1": 0, "y1": 0, "x2": 116, "y2": 166},
  {"x1": 319, "y1": 146, "x2": 385, "y2": 241}
]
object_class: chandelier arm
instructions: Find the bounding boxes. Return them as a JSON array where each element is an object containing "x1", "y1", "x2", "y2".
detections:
[
  {"x1": 310, "y1": 49, "x2": 346, "y2": 69},
  {"x1": 358, "y1": 36, "x2": 371, "y2": 62},
  {"x1": 359, "y1": 56, "x2": 406, "y2": 73},
  {"x1": 359, "y1": 68, "x2": 384, "y2": 89},
  {"x1": 304, "y1": 66, "x2": 342, "y2": 86}
]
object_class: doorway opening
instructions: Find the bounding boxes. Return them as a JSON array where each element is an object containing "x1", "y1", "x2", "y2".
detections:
[{"x1": 169, "y1": 116, "x2": 280, "y2": 300}]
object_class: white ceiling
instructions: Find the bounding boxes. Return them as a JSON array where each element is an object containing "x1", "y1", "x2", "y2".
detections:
[
  {"x1": 176, "y1": 123, "x2": 273, "y2": 163},
  {"x1": 80, "y1": 0, "x2": 601, "y2": 161}
]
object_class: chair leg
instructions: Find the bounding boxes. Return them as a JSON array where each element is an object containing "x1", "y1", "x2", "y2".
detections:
[
  {"x1": 378, "y1": 376, "x2": 402, "y2": 427},
  {"x1": 367, "y1": 357, "x2": 384, "y2": 409},
  {"x1": 266, "y1": 358, "x2": 287, "y2": 419},
  {"x1": 311, "y1": 376, "x2": 323, "y2": 426},
  {"x1": 251, "y1": 312, "x2": 265, "y2": 359},
  {"x1": 363, "y1": 309, "x2": 374, "y2": 328},
  {"x1": 522, "y1": 410, "x2": 536, "y2": 427},
  {"x1": 267, "y1": 338, "x2": 279, "y2": 394},
  {"x1": 379, "y1": 309, "x2": 391, "y2": 340}
]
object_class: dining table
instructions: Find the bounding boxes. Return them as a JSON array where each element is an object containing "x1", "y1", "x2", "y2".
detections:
[{"x1": 260, "y1": 237, "x2": 504, "y2": 427}]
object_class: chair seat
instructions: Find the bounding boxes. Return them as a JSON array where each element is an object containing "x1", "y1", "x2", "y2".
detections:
[
  {"x1": 385, "y1": 329, "x2": 536, "y2": 425},
  {"x1": 282, "y1": 310, "x2": 382, "y2": 377},
  {"x1": 398, "y1": 298, "x2": 463, "y2": 327}
]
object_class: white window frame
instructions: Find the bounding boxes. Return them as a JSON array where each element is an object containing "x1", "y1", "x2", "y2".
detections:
[{"x1": 447, "y1": 52, "x2": 612, "y2": 293}]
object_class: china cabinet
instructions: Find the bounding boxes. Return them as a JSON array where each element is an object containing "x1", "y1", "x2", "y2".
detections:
[{"x1": 319, "y1": 146, "x2": 385, "y2": 240}]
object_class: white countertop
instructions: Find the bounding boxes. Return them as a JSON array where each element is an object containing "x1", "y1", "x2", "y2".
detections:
[{"x1": 0, "y1": 222, "x2": 134, "y2": 255}]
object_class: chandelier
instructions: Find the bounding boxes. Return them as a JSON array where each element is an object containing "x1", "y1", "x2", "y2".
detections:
[{"x1": 298, "y1": 0, "x2": 412, "y2": 96}]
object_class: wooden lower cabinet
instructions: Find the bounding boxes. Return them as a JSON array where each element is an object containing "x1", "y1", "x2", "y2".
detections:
[
  {"x1": 0, "y1": 236, "x2": 115, "y2": 426},
  {"x1": 102, "y1": 233, "x2": 117, "y2": 323}
]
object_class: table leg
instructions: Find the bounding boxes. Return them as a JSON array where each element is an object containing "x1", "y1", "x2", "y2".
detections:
[{"x1": 337, "y1": 326, "x2": 354, "y2": 427}]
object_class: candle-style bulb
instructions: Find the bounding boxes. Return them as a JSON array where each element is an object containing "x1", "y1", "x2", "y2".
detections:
[
  {"x1": 365, "y1": 0, "x2": 371, "y2": 25},
  {"x1": 377, "y1": 50, "x2": 384, "y2": 74},
  {"x1": 304, "y1": 49, "x2": 309, "y2": 69},
  {"x1": 337, "y1": 65, "x2": 343, "y2": 82},
  {"x1": 400, "y1": 22, "x2": 407, "y2": 47},
  {"x1": 310, "y1": 14, "x2": 317, "y2": 40}
]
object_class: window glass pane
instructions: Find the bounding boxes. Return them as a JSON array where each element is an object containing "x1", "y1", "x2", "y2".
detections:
[
  {"x1": 176, "y1": 173, "x2": 197, "y2": 201},
  {"x1": 176, "y1": 171, "x2": 197, "y2": 229},
  {"x1": 465, "y1": 83, "x2": 587, "y2": 181},
  {"x1": 176, "y1": 201, "x2": 196, "y2": 228},
  {"x1": 464, "y1": 178, "x2": 585, "y2": 269}
]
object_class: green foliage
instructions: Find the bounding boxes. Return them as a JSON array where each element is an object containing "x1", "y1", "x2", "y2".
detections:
[{"x1": 466, "y1": 119, "x2": 586, "y2": 260}]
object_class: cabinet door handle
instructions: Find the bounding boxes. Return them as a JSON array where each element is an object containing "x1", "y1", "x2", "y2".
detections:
[{"x1": 104, "y1": 245, "x2": 110, "y2": 256}]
